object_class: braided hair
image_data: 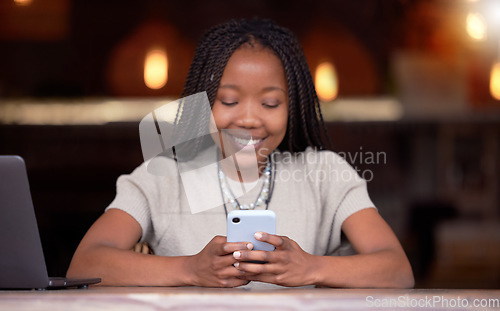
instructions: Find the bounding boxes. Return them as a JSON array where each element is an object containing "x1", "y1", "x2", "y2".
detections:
[{"x1": 177, "y1": 18, "x2": 330, "y2": 156}]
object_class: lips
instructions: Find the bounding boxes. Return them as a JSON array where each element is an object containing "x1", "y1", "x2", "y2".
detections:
[
  {"x1": 232, "y1": 136, "x2": 263, "y2": 146},
  {"x1": 220, "y1": 130, "x2": 266, "y2": 151}
]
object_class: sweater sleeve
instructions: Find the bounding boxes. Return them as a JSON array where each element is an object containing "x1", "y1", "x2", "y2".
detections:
[
  {"x1": 105, "y1": 164, "x2": 154, "y2": 242},
  {"x1": 316, "y1": 149, "x2": 376, "y2": 255},
  {"x1": 335, "y1": 177, "x2": 376, "y2": 230}
]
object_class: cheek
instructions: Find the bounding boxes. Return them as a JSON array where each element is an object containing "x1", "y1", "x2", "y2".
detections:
[
  {"x1": 274, "y1": 109, "x2": 288, "y2": 137},
  {"x1": 211, "y1": 106, "x2": 229, "y2": 129}
]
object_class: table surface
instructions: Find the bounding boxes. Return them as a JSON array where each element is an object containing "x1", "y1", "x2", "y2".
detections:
[{"x1": 1, "y1": 287, "x2": 500, "y2": 311}]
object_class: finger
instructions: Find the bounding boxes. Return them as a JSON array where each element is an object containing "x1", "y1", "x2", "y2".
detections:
[
  {"x1": 141, "y1": 244, "x2": 149, "y2": 254},
  {"x1": 211, "y1": 251, "x2": 255, "y2": 270},
  {"x1": 217, "y1": 265, "x2": 247, "y2": 279},
  {"x1": 219, "y1": 277, "x2": 250, "y2": 288},
  {"x1": 235, "y1": 270, "x2": 259, "y2": 278},
  {"x1": 255, "y1": 232, "x2": 285, "y2": 249},
  {"x1": 216, "y1": 253, "x2": 245, "y2": 268},
  {"x1": 243, "y1": 273, "x2": 280, "y2": 284},
  {"x1": 221, "y1": 242, "x2": 254, "y2": 255},
  {"x1": 133, "y1": 243, "x2": 141, "y2": 253},
  {"x1": 234, "y1": 262, "x2": 283, "y2": 275},
  {"x1": 232, "y1": 250, "x2": 274, "y2": 263}
]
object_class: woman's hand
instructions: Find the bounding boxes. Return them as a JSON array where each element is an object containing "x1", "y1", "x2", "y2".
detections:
[
  {"x1": 185, "y1": 235, "x2": 254, "y2": 287},
  {"x1": 232, "y1": 232, "x2": 318, "y2": 287}
]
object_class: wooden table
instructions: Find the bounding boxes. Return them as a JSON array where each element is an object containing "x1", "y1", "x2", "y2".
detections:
[{"x1": 1, "y1": 287, "x2": 499, "y2": 310}]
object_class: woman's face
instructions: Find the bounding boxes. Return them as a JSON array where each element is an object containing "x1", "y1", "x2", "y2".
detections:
[{"x1": 212, "y1": 44, "x2": 289, "y2": 171}]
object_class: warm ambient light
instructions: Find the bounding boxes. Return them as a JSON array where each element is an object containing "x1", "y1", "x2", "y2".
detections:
[
  {"x1": 144, "y1": 49, "x2": 168, "y2": 90},
  {"x1": 490, "y1": 62, "x2": 500, "y2": 100},
  {"x1": 466, "y1": 13, "x2": 487, "y2": 41},
  {"x1": 315, "y1": 62, "x2": 338, "y2": 102},
  {"x1": 13, "y1": 0, "x2": 32, "y2": 6}
]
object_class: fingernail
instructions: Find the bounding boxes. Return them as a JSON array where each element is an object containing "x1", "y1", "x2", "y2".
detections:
[
  {"x1": 255, "y1": 232, "x2": 263, "y2": 240},
  {"x1": 234, "y1": 262, "x2": 240, "y2": 269},
  {"x1": 247, "y1": 243, "x2": 253, "y2": 250},
  {"x1": 233, "y1": 251, "x2": 241, "y2": 259}
]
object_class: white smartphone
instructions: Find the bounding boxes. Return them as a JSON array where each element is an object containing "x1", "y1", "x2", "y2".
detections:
[{"x1": 227, "y1": 210, "x2": 276, "y2": 251}]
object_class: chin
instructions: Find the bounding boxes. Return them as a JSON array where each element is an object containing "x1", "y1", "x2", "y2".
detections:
[{"x1": 232, "y1": 151, "x2": 260, "y2": 171}]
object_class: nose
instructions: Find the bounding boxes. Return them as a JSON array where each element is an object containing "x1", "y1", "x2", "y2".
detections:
[{"x1": 234, "y1": 101, "x2": 262, "y2": 128}]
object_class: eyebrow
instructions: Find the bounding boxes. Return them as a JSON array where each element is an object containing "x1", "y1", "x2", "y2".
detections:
[{"x1": 219, "y1": 84, "x2": 286, "y2": 94}]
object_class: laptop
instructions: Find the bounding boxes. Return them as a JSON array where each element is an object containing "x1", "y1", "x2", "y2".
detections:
[{"x1": 0, "y1": 155, "x2": 101, "y2": 290}]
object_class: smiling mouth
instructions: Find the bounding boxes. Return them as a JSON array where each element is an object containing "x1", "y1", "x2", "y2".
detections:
[
  {"x1": 222, "y1": 131, "x2": 266, "y2": 149},
  {"x1": 232, "y1": 136, "x2": 263, "y2": 146}
]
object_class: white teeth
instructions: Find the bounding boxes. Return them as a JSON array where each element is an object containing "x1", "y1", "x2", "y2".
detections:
[{"x1": 233, "y1": 136, "x2": 262, "y2": 146}]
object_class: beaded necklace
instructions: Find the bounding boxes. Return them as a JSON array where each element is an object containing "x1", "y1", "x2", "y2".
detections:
[{"x1": 217, "y1": 152, "x2": 276, "y2": 217}]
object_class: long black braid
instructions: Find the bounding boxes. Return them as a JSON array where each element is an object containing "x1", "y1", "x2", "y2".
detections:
[{"x1": 174, "y1": 18, "x2": 330, "y2": 158}]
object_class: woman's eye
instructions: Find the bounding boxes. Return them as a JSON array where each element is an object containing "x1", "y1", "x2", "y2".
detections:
[
  {"x1": 263, "y1": 101, "x2": 280, "y2": 108},
  {"x1": 221, "y1": 101, "x2": 238, "y2": 106}
]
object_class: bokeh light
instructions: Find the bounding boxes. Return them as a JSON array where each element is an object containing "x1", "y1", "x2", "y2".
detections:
[
  {"x1": 315, "y1": 61, "x2": 338, "y2": 102},
  {"x1": 144, "y1": 49, "x2": 168, "y2": 90},
  {"x1": 490, "y1": 62, "x2": 500, "y2": 100},
  {"x1": 466, "y1": 13, "x2": 487, "y2": 41}
]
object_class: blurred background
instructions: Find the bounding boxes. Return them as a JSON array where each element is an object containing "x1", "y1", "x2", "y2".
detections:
[{"x1": 1, "y1": 0, "x2": 499, "y2": 288}]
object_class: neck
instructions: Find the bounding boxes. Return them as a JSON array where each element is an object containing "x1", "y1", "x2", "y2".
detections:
[{"x1": 217, "y1": 149, "x2": 267, "y2": 183}]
